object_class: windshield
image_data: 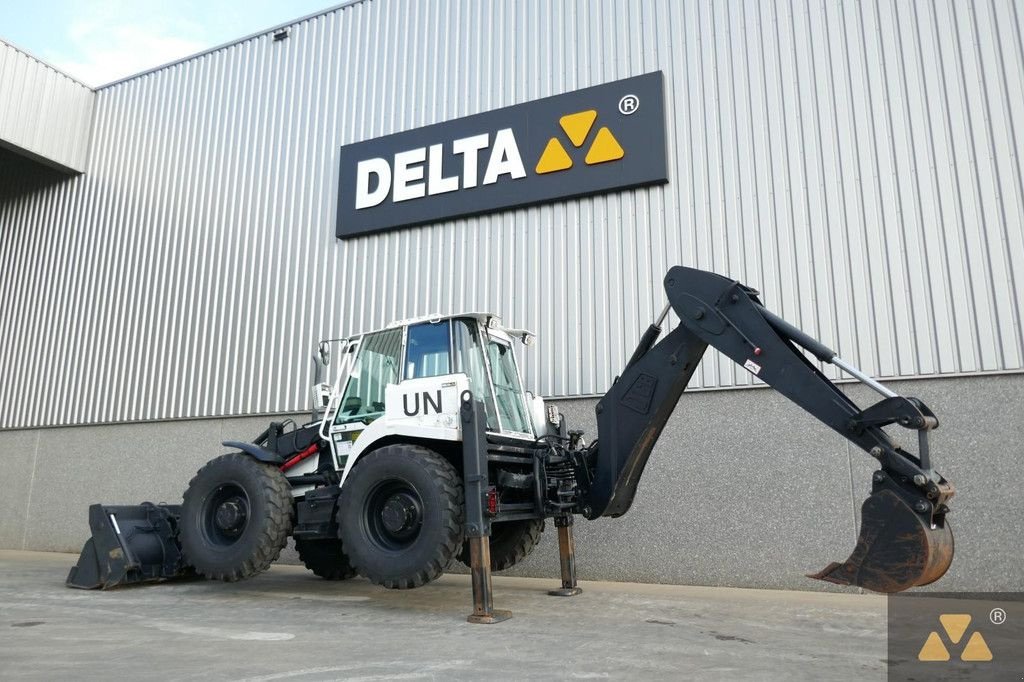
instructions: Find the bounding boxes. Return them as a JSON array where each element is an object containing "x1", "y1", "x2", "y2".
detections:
[{"x1": 486, "y1": 339, "x2": 531, "y2": 435}]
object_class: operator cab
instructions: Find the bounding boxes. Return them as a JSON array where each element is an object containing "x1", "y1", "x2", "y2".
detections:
[{"x1": 318, "y1": 314, "x2": 541, "y2": 440}]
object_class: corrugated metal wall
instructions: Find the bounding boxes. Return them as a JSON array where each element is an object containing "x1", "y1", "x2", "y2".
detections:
[
  {"x1": 0, "y1": 39, "x2": 95, "y2": 173},
  {"x1": 1, "y1": 0, "x2": 1022, "y2": 429}
]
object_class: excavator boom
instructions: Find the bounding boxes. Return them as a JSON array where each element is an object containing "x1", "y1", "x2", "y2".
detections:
[{"x1": 584, "y1": 266, "x2": 954, "y2": 593}]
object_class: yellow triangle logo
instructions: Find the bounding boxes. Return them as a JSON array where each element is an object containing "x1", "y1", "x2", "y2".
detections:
[
  {"x1": 585, "y1": 127, "x2": 625, "y2": 165},
  {"x1": 939, "y1": 614, "x2": 971, "y2": 644},
  {"x1": 559, "y1": 110, "x2": 597, "y2": 147},
  {"x1": 960, "y1": 632, "x2": 993, "y2": 662},
  {"x1": 917, "y1": 631, "x2": 950, "y2": 661},
  {"x1": 535, "y1": 138, "x2": 573, "y2": 174}
]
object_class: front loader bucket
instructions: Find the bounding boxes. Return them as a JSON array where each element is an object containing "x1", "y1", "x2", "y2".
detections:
[
  {"x1": 66, "y1": 503, "x2": 195, "y2": 589},
  {"x1": 810, "y1": 489, "x2": 954, "y2": 593}
]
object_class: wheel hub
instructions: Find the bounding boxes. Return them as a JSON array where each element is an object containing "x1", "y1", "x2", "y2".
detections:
[
  {"x1": 380, "y1": 493, "x2": 420, "y2": 535},
  {"x1": 214, "y1": 498, "x2": 248, "y2": 534}
]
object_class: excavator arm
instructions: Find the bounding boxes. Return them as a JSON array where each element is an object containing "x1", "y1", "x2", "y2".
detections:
[{"x1": 583, "y1": 266, "x2": 954, "y2": 593}]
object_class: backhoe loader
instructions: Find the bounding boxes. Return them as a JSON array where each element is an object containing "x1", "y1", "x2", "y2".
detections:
[{"x1": 67, "y1": 266, "x2": 955, "y2": 622}]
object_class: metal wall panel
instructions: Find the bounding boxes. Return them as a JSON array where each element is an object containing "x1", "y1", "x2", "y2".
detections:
[
  {"x1": 0, "y1": 39, "x2": 94, "y2": 173},
  {"x1": 1, "y1": 0, "x2": 1022, "y2": 429}
]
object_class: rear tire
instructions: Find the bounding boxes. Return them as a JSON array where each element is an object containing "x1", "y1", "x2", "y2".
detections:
[
  {"x1": 180, "y1": 453, "x2": 293, "y2": 582},
  {"x1": 295, "y1": 538, "x2": 357, "y2": 580},
  {"x1": 458, "y1": 518, "x2": 545, "y2": 571},
  {"x1": 337, "y1": 445, "x2": 463, "y2": 589}
]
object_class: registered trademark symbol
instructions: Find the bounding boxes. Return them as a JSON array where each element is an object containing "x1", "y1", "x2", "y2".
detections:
[
  {"x1": 619, "y1": 94, "x2": 639, "y2": 115},
  {"x1": 990, "y1": 607, "x2": 1006, "y2": 625}
]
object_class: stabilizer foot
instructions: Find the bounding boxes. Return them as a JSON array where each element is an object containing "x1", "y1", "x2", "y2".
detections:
[
  {"x1": 467, "y1": 609, "x2": 513, "y2": 624},
  {"x1": 548, "y1": 587, "x2": 583, "y2": 597}
]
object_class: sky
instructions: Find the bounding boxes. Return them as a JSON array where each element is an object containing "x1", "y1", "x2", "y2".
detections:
[{"x1": 0, "y1": 0, "x2": 342, "y2": 87}]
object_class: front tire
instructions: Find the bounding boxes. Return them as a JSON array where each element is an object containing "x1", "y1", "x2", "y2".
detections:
[
  {"x1": 337, "y1": 445, "x2": 463, "y2": 589},
  {"x1": 180, "y1": 453, "x2": 294, "y2": 582}
]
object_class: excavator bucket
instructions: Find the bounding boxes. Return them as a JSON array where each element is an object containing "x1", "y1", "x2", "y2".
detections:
[
  {"x1": 66, "y1": 503, "x2": 195, "y2": 589},
  {"x1": 810, "y1": 488, "x2": 954, "y2": 593}
]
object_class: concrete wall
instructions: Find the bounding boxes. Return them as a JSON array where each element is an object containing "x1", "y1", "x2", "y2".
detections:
[{"x1": 2, "y1": 373, "x2": 1019, "y2": 592}]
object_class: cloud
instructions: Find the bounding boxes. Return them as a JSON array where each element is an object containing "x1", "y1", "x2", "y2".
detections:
[
  {"x1": 55, "y1": 32, "x2": 208, "y2": 87},
  {"x1": 31, "y1": 0, "x2": 337, "y2": 87},
  {"x1": 41, "y1": 2, "x2": 212, "y2": 87}
]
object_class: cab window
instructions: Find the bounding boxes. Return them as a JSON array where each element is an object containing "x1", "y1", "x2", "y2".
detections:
[
  {"x1": 486, "y1": 339, "x2": 531, "y2": 435},
  {"x1": 335, "y1": 328, "x2": 402, "y2": 425},
  {"x1": 405, "y1": 321, "x2": 451, "y2": 378}
]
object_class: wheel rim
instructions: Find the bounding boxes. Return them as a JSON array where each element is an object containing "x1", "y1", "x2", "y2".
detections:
[
  {"x1": 201, "y1": 482, "x2": 251, "y2": 547},
  {"x1": 362, "y1": 480, "x2": 424, "y2": 551}
]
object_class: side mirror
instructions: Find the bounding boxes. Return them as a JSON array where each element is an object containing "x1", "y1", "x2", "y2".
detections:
[{"x1": 318, "y1": 341, "x2": 331, "y2": 366}]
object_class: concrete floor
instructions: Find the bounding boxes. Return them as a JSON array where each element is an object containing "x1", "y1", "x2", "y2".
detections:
[{"x1": 0, "y1": 551, "x2": 886, "y2": 681}]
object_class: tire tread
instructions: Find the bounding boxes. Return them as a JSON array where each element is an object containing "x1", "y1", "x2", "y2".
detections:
[
  {"x1": 181, "y1": 453, "x2": 294, "y2": 582},
  {"x1": 340, "y1": 445, "x2": 463, "y2": 590},
  {"x1": 458, "y1": 518, "x2": 545, "y2": 571},
  {"x1": 295, "y1": 538, "x2": 357, "y2": 580}
]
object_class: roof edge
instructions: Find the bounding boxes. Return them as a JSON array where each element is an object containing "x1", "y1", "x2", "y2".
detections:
[
  {"x1": 95, "y1": 0, "x2": 371, "y2": 91},
  {"x1": 0, "y1": 37, "x2": 94, "y2": 90}
]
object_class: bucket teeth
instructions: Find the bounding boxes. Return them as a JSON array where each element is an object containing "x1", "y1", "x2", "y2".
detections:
[{"x1": 809, "y1": 488, "x2": 954, "y2": 593}]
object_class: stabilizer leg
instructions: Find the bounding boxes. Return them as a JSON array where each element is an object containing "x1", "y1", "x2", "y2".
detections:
[
  {"x1": 549, "y1": 515, "x2": 582, "y2": 597},
  {"x1": 461, "y1": 392, "x2": 511, "y2": 623},
  {"x1": 467, "y1": 535, "x2": 511, "y2": 623}
]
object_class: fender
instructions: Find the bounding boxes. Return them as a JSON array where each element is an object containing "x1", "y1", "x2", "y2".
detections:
[
  {"x1": 222, "y1": 440, "x2": 283, "y2": 465},
  {"x1": 337, "y1": 418, "x2": 461, "y2": 485}
]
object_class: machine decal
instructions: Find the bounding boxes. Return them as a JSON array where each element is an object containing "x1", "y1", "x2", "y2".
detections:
[
  {"x1": 620, "y1": 373, "x2": 657, "y2": 414},
  {"x1": 403, "y1": 390, "x2": 443, "y2": 417}
]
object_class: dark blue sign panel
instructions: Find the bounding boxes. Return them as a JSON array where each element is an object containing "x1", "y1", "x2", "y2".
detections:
[{"x1": 336, "y1": 71, "x2": 668, "y2": 238}]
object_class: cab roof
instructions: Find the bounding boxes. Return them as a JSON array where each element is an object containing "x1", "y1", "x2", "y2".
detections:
[
  {"x1": 325, "y1": 313, "x2": 535, "y2": 345},
  {"x1": 388, "y1": 313, "x2": 535, "y2": 344},
  {"x1": 385, "y1": 312, "x2": 499, "y2": 329}
]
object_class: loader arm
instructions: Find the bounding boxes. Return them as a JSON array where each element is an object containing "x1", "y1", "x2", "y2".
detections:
[{"x1": 583, "y1": 266, "x2": 954, "y2": 593}]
